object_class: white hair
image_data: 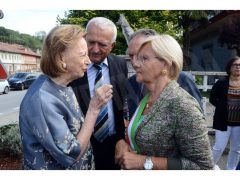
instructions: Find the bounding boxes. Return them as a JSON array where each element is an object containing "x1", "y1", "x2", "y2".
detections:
[{"x1": 86, "y1": 17, "x2": 117, "y2": 43}]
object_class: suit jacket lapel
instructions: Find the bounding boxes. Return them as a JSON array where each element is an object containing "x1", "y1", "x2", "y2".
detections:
[
  {"x1": 71, "y1": 73, "x2": 91, "y2": 115},
  {"x1": 71, "y1": 55, "x2": 120, "y2": 116},
  {"x1": 108, "y1": 56, "x2": 114, "y2": 83},
  {"x1": 107, "y1": 56, "x2": 118, "y2": 106}
]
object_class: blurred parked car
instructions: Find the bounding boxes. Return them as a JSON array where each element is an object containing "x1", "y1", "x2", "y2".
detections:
[
  {"x1": 0, "y1": 60, "x2": 10, "y2": 94},
  {"x1": 8, "y1": 72, "x2": 39, "y2": 90},
  {"x1": 0, "y1": 79, "x2": 10, "y2": 94}
]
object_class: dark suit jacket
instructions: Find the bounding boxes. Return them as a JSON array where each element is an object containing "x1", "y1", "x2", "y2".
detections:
[
  {"x1": 69, "y1": 54, "x2": 128, "y2": 142},
  {"x1": 125, "y1": 75, "x2": 145, "y2": 119}
]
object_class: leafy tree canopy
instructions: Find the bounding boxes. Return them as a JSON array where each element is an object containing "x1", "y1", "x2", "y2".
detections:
[
  {"x1": 57, "y1": 10, "x2": 182, "y2": 55},
  {"x1": 0, "y1": 26, "x2": 43, "y2": 51},
  {"x1": 58, "y1": 10, "x2": 216, "y2": 70}
]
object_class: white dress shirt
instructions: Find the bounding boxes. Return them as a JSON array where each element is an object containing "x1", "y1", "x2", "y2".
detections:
[{"x1": 87, "y1": 58, "x2": 115, "y2": 135}]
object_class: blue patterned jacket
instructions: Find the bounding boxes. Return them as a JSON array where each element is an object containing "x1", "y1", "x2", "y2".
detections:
[{"x1": 19, "y1": 75, "x2": 94, "y2": 170}]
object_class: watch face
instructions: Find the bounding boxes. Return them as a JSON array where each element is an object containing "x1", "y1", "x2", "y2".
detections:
[
  {"x1": 144, "y1": 157, "x2": 153, "y2": 170},
  {"x1": 144, "y1": 162, "x2": 152, "y2": 170}
]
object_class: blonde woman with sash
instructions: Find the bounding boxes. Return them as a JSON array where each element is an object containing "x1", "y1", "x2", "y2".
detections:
[{"x1": 116, "y1": 34, "x2": 213, "y2": 170}]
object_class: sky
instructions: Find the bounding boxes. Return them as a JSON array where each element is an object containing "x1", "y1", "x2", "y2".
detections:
[
  {"x1": 0, "y1": 10, "x2": 66, "y2": 36},
  {"x1": 0, "y1": 0, "x2": 239, "y2": 36}
]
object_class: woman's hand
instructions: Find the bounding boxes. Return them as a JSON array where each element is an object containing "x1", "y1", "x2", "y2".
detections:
[
  {"x1": 118, "y1": 150, "x2": 146, "y2": 170},
  {"x1": 115, "y1": 139, "x2": 130, "y2": 165},
  {"x1": 89, "y1": 84, "x2": 113, "y2": 112},
  {"x1": 76, "y1": 84, "x2": 112, "y2": 159}
]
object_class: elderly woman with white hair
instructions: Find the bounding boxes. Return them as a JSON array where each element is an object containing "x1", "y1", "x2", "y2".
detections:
[{"x1": 116, "y1": 34, "x2": 213, "y2": 170}]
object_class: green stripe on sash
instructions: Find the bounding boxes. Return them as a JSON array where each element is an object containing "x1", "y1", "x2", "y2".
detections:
[{"x1": 130, "y1": 93, "x2": 149, "y2": 153}]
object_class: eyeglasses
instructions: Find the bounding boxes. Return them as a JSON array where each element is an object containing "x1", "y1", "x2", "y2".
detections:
[
  {"x1": 136, "y1": 55, "x2": 160, "y2": 64},
  {"x1": 232, "y1": 64, "x2": 240, "y2": 68}
]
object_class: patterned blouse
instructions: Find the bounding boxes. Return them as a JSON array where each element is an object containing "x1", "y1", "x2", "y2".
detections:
[
  {"x1": 19, "y1": 75, "x2": 94, "y2": 170},
  {"x1": 134, "y1": 81, "x2": 213, "y2": 170},
  {"x1": 227, "y1": 86, "x2": 240, "y2": 124}
]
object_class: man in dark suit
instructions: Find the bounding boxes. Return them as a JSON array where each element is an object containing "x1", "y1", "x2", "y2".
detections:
[{"x1": 69, "y1": 17, "x2": 128, "y2": 170}]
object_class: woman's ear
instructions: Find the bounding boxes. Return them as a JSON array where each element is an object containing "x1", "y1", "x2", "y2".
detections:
[
  {"x1": 59, "y1": 54, "x2": 67, "y2": 70},
  {"x1": 163, "y1": 60, "x2": 172, "y2": 70}
]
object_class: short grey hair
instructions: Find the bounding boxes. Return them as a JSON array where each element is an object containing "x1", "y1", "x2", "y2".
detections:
[
  {"x1": 129, "y1": 29, "x2": 158, "y2": 41},
  {"x1": 86, "y1": 17, "x2": 117, "y2": 43}
]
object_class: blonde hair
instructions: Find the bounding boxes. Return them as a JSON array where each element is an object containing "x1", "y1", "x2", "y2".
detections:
[
  {"x1": 40, "y1": 25, "x2": 86, "y2": 78},
  {"x1": 138, "y1": 34, "x2": 183, "y2": 79}
]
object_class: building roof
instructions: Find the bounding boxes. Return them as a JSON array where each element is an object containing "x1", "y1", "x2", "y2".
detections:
[
  {"x1": 190, "y1": 11, "x2": 240, "y2": 41},
  {"x1": 0, "y1": 42, "x2": 41, "y2": 57}
]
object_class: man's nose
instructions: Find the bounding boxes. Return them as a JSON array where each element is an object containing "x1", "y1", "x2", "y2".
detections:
[
  {"x1": 91, "y1": 43, "x2": 100, "y2": 52},
  {"x1": 131, "y1": 55, "x2": 140, "y2": 67},
  {"x1": 85, "y1": 56, "x2": 91, "y2": 64}
]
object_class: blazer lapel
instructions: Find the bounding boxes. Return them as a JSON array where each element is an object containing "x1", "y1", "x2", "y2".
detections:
[
  {"x1": 70, "y1": 73, "x2": 91, "y2": 115},
  {"x1": 107, "y1": 56, "x2": 115, "y2": 84},
  {"x1": 107, "y1": 56, "x2": 118, "y2": 104},
  {"x1": 137, "y1": 81, "x2": 177, "y2": 132}
]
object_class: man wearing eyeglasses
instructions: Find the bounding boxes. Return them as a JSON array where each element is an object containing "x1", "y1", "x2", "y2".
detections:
[{"x1": 69, "y1": 17, "x2": 128, "y2": 170}]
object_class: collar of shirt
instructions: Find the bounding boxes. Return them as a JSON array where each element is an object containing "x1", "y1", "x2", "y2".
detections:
[
  {"x1": 87, "y1": 58, "x2": 109, "y2": 70},
  {"x1": 86, "y1": 57, "x2": 116, "y2": 135}
]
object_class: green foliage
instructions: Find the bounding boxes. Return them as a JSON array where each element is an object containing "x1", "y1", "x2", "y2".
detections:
[
  {"x1": 34, "y1": 31, "x2": 47, "y2": 41},
  {"x1": 200, "y1": 90, "x2": 210, "y2": 99},
  {"x1": 57, "y1": 10, "x2": 216, "y2": 68},
  {"x1": 0, "y1": 124, "x2": 22, "y2": 156},
  {"x1": 57, "y1": 10, "x2": 182, "y2": 55},
  {"x1": 195, "y1": 75, "x2": 203, "y2": 85},
  {"x1": 0, "y1": 26, "x2": 43, "y2": 51}
]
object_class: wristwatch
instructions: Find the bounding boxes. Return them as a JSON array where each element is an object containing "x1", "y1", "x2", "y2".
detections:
[{"x1": 143, "y1": 156, "x2": 153, "y2": 170}]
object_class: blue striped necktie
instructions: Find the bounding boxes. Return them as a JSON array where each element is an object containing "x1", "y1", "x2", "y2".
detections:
[{"x1": 93, "y1": 63, "x2": 109, "y2": 142}]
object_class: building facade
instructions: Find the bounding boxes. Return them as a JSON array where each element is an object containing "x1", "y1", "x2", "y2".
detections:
[
  {"x1": 0, "y1": 42, "x2": 41, "y2": 75},
  {"x1": 190, "y1": 11, "x2": 240, "y2": 72}
]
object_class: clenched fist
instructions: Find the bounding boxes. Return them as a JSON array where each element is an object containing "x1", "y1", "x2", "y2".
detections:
[{"x1": 89, "y1": 84, "x2": 113, "y2": 111}]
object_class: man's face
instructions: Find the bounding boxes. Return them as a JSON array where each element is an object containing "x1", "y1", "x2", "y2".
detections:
[
  {"x1": 127, "y1": 35, "x2": 146, "y2": 66},
  {"x1": 85, "y1": 24, "x2": 114, "y2": 64}
]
